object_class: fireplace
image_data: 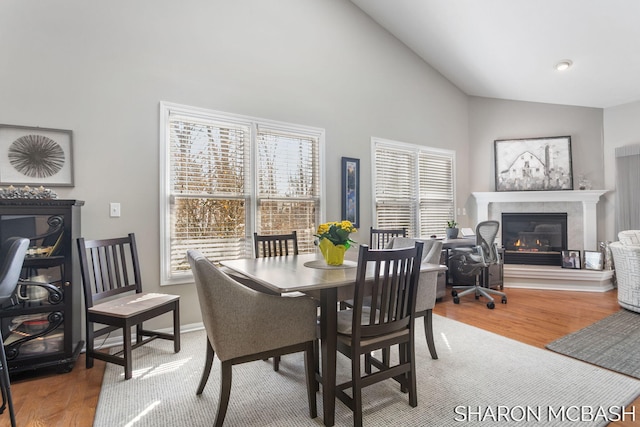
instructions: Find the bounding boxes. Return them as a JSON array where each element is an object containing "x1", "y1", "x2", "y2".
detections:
[{"x1": 502, "y1": 212, "x2": 568, "y2": 266}]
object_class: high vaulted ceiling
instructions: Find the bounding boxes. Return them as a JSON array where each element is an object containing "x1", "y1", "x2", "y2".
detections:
[{"x1": 350, "y1": 0, "x2": 640, "y2": 109}]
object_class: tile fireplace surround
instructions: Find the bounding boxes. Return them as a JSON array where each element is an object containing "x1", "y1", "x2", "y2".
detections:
[{"x1": 471, "y1": 190, "x2": 613, "y2": 292}]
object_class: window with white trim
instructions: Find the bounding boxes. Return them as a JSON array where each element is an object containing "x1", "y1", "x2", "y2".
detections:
[
  {"x1": 160, "y1": 102, "x2": 324, "y2": 284},
  {"x1": 372, "y1": 138, "x2": 455, "y2": 238}
]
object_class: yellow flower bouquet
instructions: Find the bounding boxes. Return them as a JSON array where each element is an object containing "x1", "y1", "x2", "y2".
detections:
[{"x1": 315, "y1": 220, "x2": 357, "y2": 265}]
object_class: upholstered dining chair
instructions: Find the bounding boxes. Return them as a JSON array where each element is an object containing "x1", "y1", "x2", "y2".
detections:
[
  {"x1": 335, "y1": 242, "x2": 423, "y2": 427},
  {"x1": 369, "y1": 227, "x2": 407, "y2": 250},
  {"x1": 186, "y1": 250, "x2": 318, "y2": 427},
  {"x1": 77, "y1": 233, "x2": 181, "y2": 380},
  {"x1": 0, "y1": 237, "x2": 29, "y2": 427},
  {"x1": 385, "y1": 237, "x2": 443, "y2": 359},
  {"x1": 449, "y1": 220, "x2": 507, "y2": 309}
]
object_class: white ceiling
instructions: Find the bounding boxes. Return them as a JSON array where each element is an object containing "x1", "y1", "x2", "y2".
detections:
[{"x1": 350, "y1": 0, "x2": 640, "y2": 109}]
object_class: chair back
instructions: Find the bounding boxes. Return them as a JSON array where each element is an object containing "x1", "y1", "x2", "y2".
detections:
[
  {"x1": 475, "y1": 220, "x2": 500, "y2": 264},
  {"x1": 253, "y1": 231, "x2": 299, "y2": 258},
  {"x1": 77, "y1": 233, "x2": 142, "y2": 308},
  {"x1": 370, "y1": 227, "x2": 407, "y2": 250},
  {"x1": 187, "y1": 250, "x2": 317, "y2": 361},
  {"x1": 0, "y1": 237, "x2": 29, "y2": 302},
  {"x1": 352, "y1": 242, "x2": 423, "y2": 339}
]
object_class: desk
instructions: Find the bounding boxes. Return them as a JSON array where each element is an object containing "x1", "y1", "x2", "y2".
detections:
[{"x1": 221, "y1": 253, "x2": 443, "y2": 427}]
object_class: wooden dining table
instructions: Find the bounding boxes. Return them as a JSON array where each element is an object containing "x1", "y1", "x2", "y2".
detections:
[{"x1": 221, "y1": 251, "x2": 445, "y2": 427}]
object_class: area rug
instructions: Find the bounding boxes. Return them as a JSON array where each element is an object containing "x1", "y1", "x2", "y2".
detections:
[
  {"x1": 95, "y1": 315, "x2": 640, "y2": 426},
  {"x1": 547, "y1": 309, "x2": 640, "y2": 379}
]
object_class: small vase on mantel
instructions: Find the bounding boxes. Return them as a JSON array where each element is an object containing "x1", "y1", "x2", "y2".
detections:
[{"x1": 319, "y1": 238, "x2": 347, "y2": 266}]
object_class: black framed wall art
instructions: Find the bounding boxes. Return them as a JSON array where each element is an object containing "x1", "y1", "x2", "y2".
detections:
[
  {"x1": 494, "y1": 136, "x2": 572, "y2": 192},
  {"x1": 341, "y1": 157, "x2": 359, "y2": 228},
  {"x1": 0, "y1": 124, "x2": 74, "y2": 187}
]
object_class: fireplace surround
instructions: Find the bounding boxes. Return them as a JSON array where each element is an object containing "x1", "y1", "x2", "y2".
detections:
[{"x1": 471, "y1": 190, "x2": 613, "y2": 292}]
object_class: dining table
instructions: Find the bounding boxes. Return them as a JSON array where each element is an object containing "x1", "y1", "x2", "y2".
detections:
[{"x1": 221, "y1": 250, "x2": 445, "y2": 427}]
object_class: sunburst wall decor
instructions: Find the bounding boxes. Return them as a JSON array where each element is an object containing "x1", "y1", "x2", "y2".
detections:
[{"x1": 0, "y1": 124, "x2": 74, "y2": 187}]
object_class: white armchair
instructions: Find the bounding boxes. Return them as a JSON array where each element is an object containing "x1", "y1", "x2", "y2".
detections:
[{"x1": 609, "y1": 230, "x2": 640, "y2": 313}]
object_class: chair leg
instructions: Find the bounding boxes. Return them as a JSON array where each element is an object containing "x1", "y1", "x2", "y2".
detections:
[
  {"x1": 352, "y1": 355, "x2": 363, "y2": 427},
  {"x1": 273, "y1": 356, "x2": 280, "y2": 371},
  {"x1": 173, "y1": 305, "x2": 181, "y2": 353},
  {"x1": 424, "y1": 310, "x2": 438, "y2": 359},
  {"x1": 408, "y1": 338, "x2": 417, "y2": 408},
  {"x1": 214, "y1": 361, "x2": 232, "y2": 427},
  {"x1": 123, "y1": 326, "x2": 133, "y2": 380},
  {"x1": 304, "y1": 342, "x2": 317, "y2": 419},
  {"x1": 197, "y1": 338, "x2": 215, "y2": 395},
  {"x1": 0, "y1": 338, "x2": 16, "y2": 427},
  {"x1": 85, "y1": 322, "x2": 94, "y2": 369}
]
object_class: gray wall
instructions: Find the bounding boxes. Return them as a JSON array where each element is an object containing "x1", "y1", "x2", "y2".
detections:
[
  {"x1": 2, "y1": 0, "x2": 633, "y2": 331},
  {"x1": 603, "y1": 100, "x2": 640, "y2": 240},
  {"x1": 0, "y1": 0, "x2": 468, "y2": 327},
  {"x1": 467, "y1": 97, "x2": 606, "y2": 239}
]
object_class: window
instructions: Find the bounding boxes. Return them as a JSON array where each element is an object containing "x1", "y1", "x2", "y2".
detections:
[
  {"x1": 372, "y1": 138, "x2": 455, "y2": 238},
  {"x1": 160, "y1": 102, "x2": 324, "y2": 284}
]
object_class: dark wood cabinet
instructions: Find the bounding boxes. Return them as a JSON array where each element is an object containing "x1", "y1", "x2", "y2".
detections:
[{"x1": 0, "y1": 199, "x2": 84, "y2": 374}]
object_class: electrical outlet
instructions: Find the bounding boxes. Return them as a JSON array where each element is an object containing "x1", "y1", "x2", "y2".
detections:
[{"x1": 110, "y1": 202, "x2": 121, "y2": 218}]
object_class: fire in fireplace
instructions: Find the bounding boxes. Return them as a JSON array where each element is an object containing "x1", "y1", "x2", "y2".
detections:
[{"x1": 501, "y1": 212, "x2": 568, "y2": 266}]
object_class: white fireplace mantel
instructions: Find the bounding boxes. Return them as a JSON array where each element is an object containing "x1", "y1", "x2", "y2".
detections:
[{"x1": 472, "y1": 190, "x2": 609, "y2": 250}]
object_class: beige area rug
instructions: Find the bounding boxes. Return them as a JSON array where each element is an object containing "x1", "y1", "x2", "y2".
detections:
[
  {"x1": 95, "y1": 315, "x2": 640, "y2": 426},
  {"x1": 547, "y1": 309, "x2": 640, "y2": 379}
]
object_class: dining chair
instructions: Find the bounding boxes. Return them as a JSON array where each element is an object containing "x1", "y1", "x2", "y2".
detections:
[
  {"x1": 254, "y1": 231, "x2": 299, "y2": 258},
  {"x1": 252, "y1": 231, "x2": 304, "y2": 371},
  {"x1": 187, "y1": 250, "x2": 318, "y2": 427},
  {"x1": 0, "y1": 237, "x2": 30, "y2": 427},
  {"x1": 384, "y1": 237, "x2": 443, "y2": 359},
  {"x1": 335, "y1": 242, "x2": 423, "y2": 427},
  {"x1": 77, "y1": 233, "x2": 181, "y2": 380},
  {"x1": 369, "y1": 227, "x2": 407, "y2": 250}
]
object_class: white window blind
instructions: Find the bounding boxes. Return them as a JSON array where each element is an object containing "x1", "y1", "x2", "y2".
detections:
[
  {"x1": 373, "y1": 138, "x2": 455, "y2": 238},
  {"x1": 256, "y1": 127, "x2": 320, "y2": 253},
  {"x1": 160, "y1": 102, "x2": 324, "y2": 284}
]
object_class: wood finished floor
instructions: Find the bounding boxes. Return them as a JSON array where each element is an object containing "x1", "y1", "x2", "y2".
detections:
[{"x1": 1, "y1": 287, "x2": 637, "y2": 426}]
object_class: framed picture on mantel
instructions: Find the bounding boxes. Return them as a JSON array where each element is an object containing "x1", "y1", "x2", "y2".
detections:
[{"x1": 494, "y1": 136, "x2": 573, "y2": 192}]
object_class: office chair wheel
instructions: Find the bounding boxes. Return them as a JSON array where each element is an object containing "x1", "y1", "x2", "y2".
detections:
[
  {"x1": 475, "y1": 294, "x2": 480, "y2": 300},
  {"x1": 501, "y1": 297, "x2": 507, "y2": 304},
  {"x1": 487, "y1": 301, "x2": 495, "y2": 309},
  {"x1": 453, "y1": 296, "x2": 460, "y2": 304},
  {"x1": 451, "y1": 290, "x2": 458, "y2": 297}
]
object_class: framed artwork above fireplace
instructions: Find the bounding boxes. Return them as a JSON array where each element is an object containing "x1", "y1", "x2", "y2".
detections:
[{"x1": 494, "y1": 136, "x2": 573, "y2": 192}]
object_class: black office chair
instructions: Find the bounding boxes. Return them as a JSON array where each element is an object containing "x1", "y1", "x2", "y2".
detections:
[
  {"x1": 450, "y1": 220, "x2": 507, "y2": 309},
  {"x1": 0, "y1": 237, "x2": 30, "y2": 427}
]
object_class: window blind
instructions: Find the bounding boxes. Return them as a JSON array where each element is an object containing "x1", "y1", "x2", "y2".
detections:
[
  {"x1": 161, "y1": 102, "x2": 324, "y2": 284},
  {"x1": 256, "y1": 127, "x2": 320, "y2": 252},
  {"x1": 373, "y1": 139, "x2": 454, "y2": 238}
]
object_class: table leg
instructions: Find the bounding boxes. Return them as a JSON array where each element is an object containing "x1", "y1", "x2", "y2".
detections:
[{"x1": 320, "y1": 288, "x2": 337, "y2": 427}]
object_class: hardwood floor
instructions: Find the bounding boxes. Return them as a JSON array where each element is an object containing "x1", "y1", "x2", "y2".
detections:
[{"x1": 0, "y1": 287, "x2": 637, "y2": 426}]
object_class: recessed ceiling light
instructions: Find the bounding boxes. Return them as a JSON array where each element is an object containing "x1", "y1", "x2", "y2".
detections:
[{"x1": 555, "y1": 60, "x2": 573, "y2": 71}]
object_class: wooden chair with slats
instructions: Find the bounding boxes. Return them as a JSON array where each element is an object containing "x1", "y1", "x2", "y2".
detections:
[
  {"x1": 77, "y1": 233, "x2": 180, "y2": 380},
  {"x1": 250, "y1": 231, "x2": 299, "y2": 371},
  {"x1": 335, "y1": 242, "x2": 424, "y2": 427},
  {"x1": 369, "y1": 227, "x2": 407, "y2": 250},
  {"x1": 253, "y1": 231, "x2": 299, "y2": 258}
]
